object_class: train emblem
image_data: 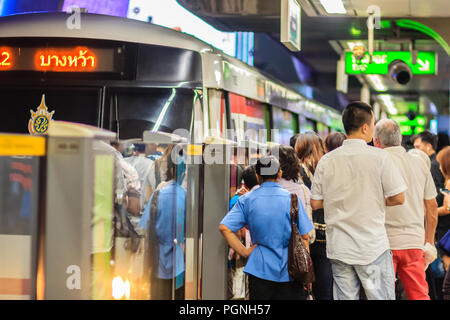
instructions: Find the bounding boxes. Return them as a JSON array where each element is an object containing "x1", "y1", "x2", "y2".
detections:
[{"x1": 28, "y1": 94, "x2": 55, "y2": 135}]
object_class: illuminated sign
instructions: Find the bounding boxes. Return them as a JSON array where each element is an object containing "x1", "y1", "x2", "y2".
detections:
[
  {"x1": 392, "y1": 114, "x2": 427, "y2": 136},
  {"x1": 0, "y1": 46, "x2": 117, "y2": 72},
  {"x1": 391, "y1": 115, "x2": 426, "y2": 127},
  {"x1": 345, "y1": 51, "x2": 437, "y2": 75},
  {"x1": 0, "y1": 47, "x2": 12, "y2": 69}
]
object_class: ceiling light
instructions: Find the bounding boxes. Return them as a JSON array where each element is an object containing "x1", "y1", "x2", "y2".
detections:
[
  {"x1": 366, "y1": 74, "x2": 387, "y2": 91},
  {"x1": 320, "y1": 0, "x2": 347, "y2": 14},
  {"x1": 378, "y1": 94, "x2": 398, "y2": 115}
]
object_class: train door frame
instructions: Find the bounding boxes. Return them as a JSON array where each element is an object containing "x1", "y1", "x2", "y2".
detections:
[
  {"x1": 200, "y1": 137, "x2": 237, "y2": 299},
  {"x1": 44, "y1": 121, "x2": 116, "y2": 299}
]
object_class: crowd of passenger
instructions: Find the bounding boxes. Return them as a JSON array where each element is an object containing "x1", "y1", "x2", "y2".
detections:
[
  {"x1": 220, "y1": 101, "x2": 450, "y2": 300},
  {"x1": 103, "y1": 100, "x2": 450, "y2": 301}
]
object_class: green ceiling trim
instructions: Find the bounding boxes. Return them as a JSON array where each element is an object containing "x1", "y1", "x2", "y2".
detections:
[{"x1": 395, "y1": 19, "x2": 450, "y2": 56}]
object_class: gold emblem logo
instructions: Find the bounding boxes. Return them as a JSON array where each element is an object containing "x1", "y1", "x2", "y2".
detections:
[{"x1": 28, "y1": 94, "x2": 55, "y2": 135}]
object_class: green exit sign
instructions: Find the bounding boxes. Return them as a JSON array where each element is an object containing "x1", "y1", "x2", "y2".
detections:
[{"x1": 345, "y1": 51, "x2": 437, "y2": 75}]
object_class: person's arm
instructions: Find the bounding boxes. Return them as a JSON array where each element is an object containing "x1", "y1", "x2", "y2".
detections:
[
  {"x1": 311, "y1": 199, "x2": 324, "y2": 210},
  {"x1": 219, "y1": 224, "x2": 256, "y2": 258},
  {"x1": 297, "y1": 195, "x2": 314, "y2": 252},
  {"x1": 424, "y1": 198, "x2": 438, "y2": 245},
  {"x1": 145, "y1": 185, "x2": 153, "y2": 203},
  {"x1": 310, "y1": 160, "x2": 325, "y2": 210},
  {"x1": 380, "y1": 153, "x2": 407, "y2": 206},
  {"x1": 126, "y1": 192, "x2": 141, "y2": 215},
  {"x1": 438, "y1": 194, "x2": 450, "y2": 216},
  {"x1": 385, "y1": 192, "x2": 405, "y2": 206}
]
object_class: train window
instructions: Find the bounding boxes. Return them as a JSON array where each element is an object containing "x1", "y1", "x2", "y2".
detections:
[
  {"x1": 271, "y1": 106, "x2": 295, "y2": 145},
  {"x1": 317, "y1": 122, "x2": 330, "y2": 139},
  {"x1": 207, "y1": 89, "x2": 227, "y2": 139},
  {"x1": 299, "y1": 115, "x2": 316, "y2": 133},
  {"x1": 0, "y1": 87, "x2": 100, "y2": 134},
  {"x1": 110, "y1": 88, "x2": 195, "y2": 140},
  {"x1": 229, "y1": 93, "x2": 266, "y2": 143}
]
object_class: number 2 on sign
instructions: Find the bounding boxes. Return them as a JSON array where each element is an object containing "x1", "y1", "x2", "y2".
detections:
[{"x1": 0, "y1": 51, "x2": 11, "y2": 66}]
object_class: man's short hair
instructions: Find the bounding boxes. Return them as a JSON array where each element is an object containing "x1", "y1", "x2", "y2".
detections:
[
  {"x1": 374, "y1": 119, "x2": 402, "y2": 147},
  {"x1": 342, "y1": 101, "x2": 374, "y2": 135},
  {"x1": 255, "y1": 155, "x2": 280, "y2": 181},
  {"x1": 411, "y1": 130, "x2": 438, "y2": 151}
]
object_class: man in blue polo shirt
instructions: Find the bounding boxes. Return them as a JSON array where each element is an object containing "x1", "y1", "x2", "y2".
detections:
[{"x1": 219, "y1": 155, "x2": 314, "y2": 300}]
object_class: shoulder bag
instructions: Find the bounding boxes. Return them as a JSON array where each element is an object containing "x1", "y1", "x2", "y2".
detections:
[{"x1": 288, "y1": 194, "x2": 315, "y2": 284}]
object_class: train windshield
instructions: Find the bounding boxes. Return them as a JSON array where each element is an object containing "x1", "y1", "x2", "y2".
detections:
[
  {"x1": 0, "y1": 87, "x2": 101, "y2": 134},
  {"x1": 110, "y1": 87, "x2": 195, "y2": 140}
]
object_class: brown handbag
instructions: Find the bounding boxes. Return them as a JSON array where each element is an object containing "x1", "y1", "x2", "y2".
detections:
[{"x1": 288, "y1": 193, "x2": 315, "y2": 284}]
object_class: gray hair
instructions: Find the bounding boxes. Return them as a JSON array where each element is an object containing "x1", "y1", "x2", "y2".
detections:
[{"x1": 374, "y1": 119, "x2": 402, "y2": 147}]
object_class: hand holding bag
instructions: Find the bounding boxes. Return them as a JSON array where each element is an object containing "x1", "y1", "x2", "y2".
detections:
[{"x1": 288, "y1": 194, "x2": 315, "y2": 284}]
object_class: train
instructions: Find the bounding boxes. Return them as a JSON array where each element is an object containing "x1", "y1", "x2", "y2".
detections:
[{"x1": 0, "y1": 12, "x2": 343, "y2": 300}]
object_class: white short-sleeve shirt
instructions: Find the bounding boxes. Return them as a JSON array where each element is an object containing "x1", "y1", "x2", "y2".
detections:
[
  {"x1": 384, "y1": 146, "x2": 437, "y2": 250},
  {"x1": 311, "y1": 139, "x2": 407, "y2": 265}
]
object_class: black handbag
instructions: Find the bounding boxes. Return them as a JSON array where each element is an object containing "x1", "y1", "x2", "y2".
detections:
[{"x1": 288, "y1": 194, "x2": 315, "y2": 284}]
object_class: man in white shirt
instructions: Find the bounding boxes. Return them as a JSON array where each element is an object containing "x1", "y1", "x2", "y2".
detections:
[
  {"x1": 374, "y1": 119, "x2": 438, "y2": 300},
  {"x1": 311, "y1": 101, "x2": 406, "y2": 300}
]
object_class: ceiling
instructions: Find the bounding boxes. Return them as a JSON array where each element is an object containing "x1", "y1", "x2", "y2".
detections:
[
  {"x1": 306, "y1": 0, "x2": 450, "y2": 17},
  {"x1": 176, "y1": 0, "x2": 450, "y2": 115}
]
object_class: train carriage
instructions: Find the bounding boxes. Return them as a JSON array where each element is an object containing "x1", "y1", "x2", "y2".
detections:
[{"x1": 0, "y1": 12, "x2": 342, "y2": 300}]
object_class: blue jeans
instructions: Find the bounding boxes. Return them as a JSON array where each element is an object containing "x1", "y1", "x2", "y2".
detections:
[{"x1": 330, "y1": 250, "x2": 396, "y2": 300}]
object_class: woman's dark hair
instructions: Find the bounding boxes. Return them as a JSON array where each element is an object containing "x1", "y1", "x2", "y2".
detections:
[
  {"x1": 325, "y1": 132, "x2": 347, "y2": 152},
  {"x1": 274, "y1": 145, "x2": 301, "y2": 182},
  {"x1": 294, "y1": 131, "x2": 325, "y2": 175},
  {"x1": 241, "y1": 165, "x2": 258, "y2": 189},
  {"x1": 289, "y1": 134, "x2": 300, "y2": 149},
  {"x1": 342, "y1": 101, "x2": 374, "y2": 135},
  {"x1": 255, "y1": 155, "x2": 280, "y2": 181},
  {"x1": 166, "y1": 151, "x2": 177, "y2": 181}
]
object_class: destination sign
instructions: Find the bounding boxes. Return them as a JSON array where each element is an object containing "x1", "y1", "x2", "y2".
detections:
[{"x1": 0, "y1": 46, "x2": 117, "y2": 72}]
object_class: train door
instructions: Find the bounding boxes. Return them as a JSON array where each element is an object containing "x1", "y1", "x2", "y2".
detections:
[{"x1": 0, "y1": 134, "x2": 45, "y2": 299}]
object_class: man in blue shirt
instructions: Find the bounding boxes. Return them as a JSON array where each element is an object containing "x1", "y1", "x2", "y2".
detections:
[{"x1": 219, "y1": 155, "x2": 314, "y2": 300}]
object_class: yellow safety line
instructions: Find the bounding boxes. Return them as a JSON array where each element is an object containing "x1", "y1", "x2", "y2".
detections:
[{"x1": 0, "y1": 135, "x2": 46, "y2": 156}]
